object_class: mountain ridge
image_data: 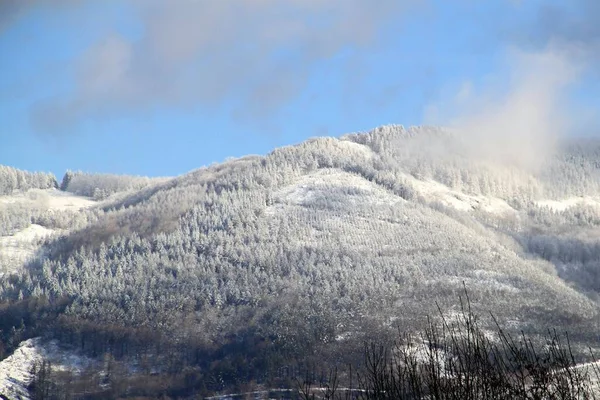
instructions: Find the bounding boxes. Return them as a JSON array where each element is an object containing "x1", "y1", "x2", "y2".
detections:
[{"x1": 1, "y1": 125, "x2": 600, "y2": 395}]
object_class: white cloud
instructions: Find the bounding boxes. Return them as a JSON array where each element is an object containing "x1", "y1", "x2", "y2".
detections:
[
  {"x1": 425, "y1": 46, "x2": 584, "y2": 170},
  {"x1": 27, "y1": 0, "x2": 420, "y2": 133}
]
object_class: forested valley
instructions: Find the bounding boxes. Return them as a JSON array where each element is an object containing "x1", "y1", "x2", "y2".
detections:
[{"x1": 1, "y1": 125, "x2": 600, "y2": 399}]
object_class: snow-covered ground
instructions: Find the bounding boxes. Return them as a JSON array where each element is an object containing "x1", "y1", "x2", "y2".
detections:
[
  {"x1": 535, "y1": 196, "x2": 600, "y2": 212},
  {"x1": 0, "y1": 339, "x2": 42, "y2": 399},
  {"x1": 0, "y1": 338, "x2": 96, "y2": 400},
  {"x1": 399, "y1": 174, "x2": 600, "y2": 218},
  {"x1": 338, "y1": 139, "x2": 375, "y2": 159},
  {"x1": 264, "y1": 165, "x2": 600, "y2": 220},
  {"x1": 400, "y1": 173, "x2": 515, "y2": 215},
  {"x1": 0, "y1": 188, "x2": 96, "y2": 212},
  {"x1": 0, "y1": 189, "x2": 97, "y2": 277},
  {"x1": 266, "y1": 167, "x2": 600, "y2": 220},
  {"x1": 0, "y1": 224, "x2": 55, "y2": 275},
  {"x1": 266, "y1": 168, "x2": 405, "y2": 215}
]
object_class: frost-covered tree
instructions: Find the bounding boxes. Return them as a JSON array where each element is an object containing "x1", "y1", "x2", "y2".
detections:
[
  {"x1": 0, "y1": 165, "x2": 57, "y2": 195},
  {"x1": 60, "y1": 171, "x2": 168, "y2": 199}
]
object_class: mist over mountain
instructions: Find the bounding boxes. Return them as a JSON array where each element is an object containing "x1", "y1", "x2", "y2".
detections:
[{"x1": 1, "y1": 125, "x2": 600, "y2": 397}]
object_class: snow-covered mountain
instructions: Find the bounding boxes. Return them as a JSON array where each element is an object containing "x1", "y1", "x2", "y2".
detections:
[{"x1": 1, "y1": 125, "x2": 600, "y2": 397}]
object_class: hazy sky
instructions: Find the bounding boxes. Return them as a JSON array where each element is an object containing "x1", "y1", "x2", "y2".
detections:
[{"x1": 1, "y1": 0, "x2": 599, "y2": 177}]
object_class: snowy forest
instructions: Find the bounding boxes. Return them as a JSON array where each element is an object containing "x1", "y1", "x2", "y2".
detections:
[{"x1": 1, "y1": 125, "x2": 600, "y2": 398}]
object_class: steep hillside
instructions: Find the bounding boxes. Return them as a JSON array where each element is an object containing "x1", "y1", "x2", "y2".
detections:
[{"x1": 1, "y1": 126, "x2": 600, "y2": 395}]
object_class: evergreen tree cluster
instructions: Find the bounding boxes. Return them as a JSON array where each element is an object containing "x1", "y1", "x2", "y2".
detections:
[
  {"x1": 60, "y1": 170, "x2": 167, "y2": 200},
  {"x1": 0, "y1": 165, "x2": 57, "y2": 196}
]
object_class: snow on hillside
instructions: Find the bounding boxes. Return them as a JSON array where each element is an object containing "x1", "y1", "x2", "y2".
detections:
[
  {"x1": 44, "y1": 190, "x2": 96, "y2": 211},
  {"x1": 399, "y1": 173, "x2": 516, "y2": 215},
  {"x1": 574, "y1": 360, "x2": 600, "y2": 393},
  {"x1": 0, "y1": 188, "x2": 96, "y2": 212},
  {"x1": 264, "y1": 166, "x2": 583, "y2": 220},
  {"x1": 0, "y1": 340, "x2": 41, "y2": 400},
  {"x1": 266, "y1": 168, "x2": 404, "y2": 215},
  {"x1": 267, "y1": 158, "x2": 595, "y2": 218},
  {"x1": 535, "y1": 196, "x2": 600, "y2": 212},
  {"x1": 0, "y1": 189, "x2": 97, "y2": 276},
  {"x1": 338, "y1": 139, "x2": 375, "y2": 159},
  {"x1": 0, "y1": 224, "x2": 55, "y2": 275},
  {"x1": 0, "y1": 338, "x2": 96, "y2": 400}
]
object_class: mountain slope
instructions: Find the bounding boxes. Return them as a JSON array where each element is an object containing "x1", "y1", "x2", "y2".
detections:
[{"x1": 1, "y1": 125, "x2": 599, "y2": 393}]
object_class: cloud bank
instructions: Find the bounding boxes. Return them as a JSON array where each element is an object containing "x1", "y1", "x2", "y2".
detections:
[{"x1": 22, "y1": 0, "x2": 418, "y2": 133}]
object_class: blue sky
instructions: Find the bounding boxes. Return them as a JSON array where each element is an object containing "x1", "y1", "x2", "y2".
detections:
[{"x1": 0, "y1": 0, "x2": 598, "y2": 178}]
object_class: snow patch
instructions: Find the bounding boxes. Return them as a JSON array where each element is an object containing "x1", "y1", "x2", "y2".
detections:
[
  {"x1": 401, "y1": 174, "x2": 515, "y2": 215},
  {"x1": 266, "y1": 169, "x2": 516, "y2": 218},
  {"x1": 535, "y1": 197, "x2": 600, "y2": 212},
  {"x1": 0, "y1": 189, "x2": 96, "y2": 276},
  {"x1": 0, "y1": 340, "x2": 41, "y2": 399},
  {"x1": 338, "y1": 139, "x2": 375, "y2": 159},
  {"x1": 266, "y1": 169, "x2": 403, "y2": 215},
  {"x1": 0, "y1": 188, "x2": 96, "y2": 212},
  {"x1": 468, "y1": 270, "x2": 520, "y2": 293},
  {"x1": 5, "y1": 224, "x2": 55, "y2": 241},
  {"x1": 0, "y1": 224, "x2": 56, "y2": 276},
  {"x1": 0, "y1": 338, "x2": 96, "y2": 400},
  {"x1": 43, "y1": 189, "x2": 96, "y2": 211}
]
